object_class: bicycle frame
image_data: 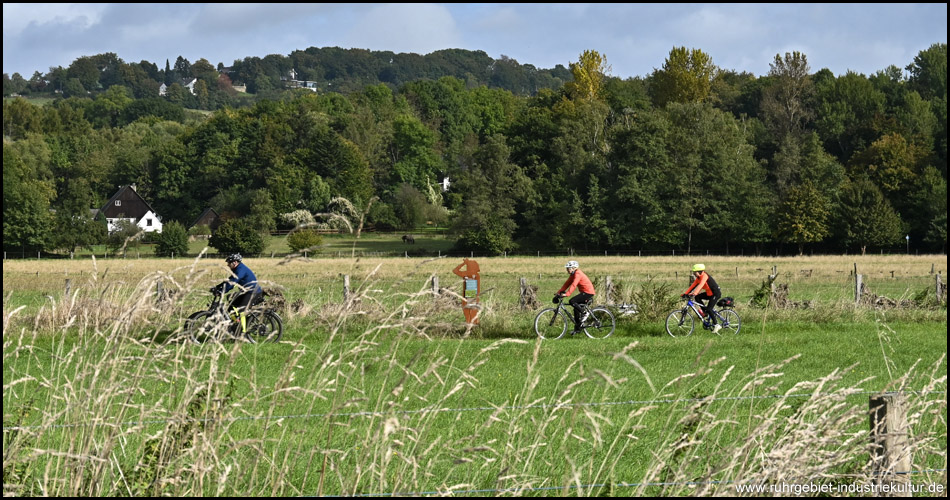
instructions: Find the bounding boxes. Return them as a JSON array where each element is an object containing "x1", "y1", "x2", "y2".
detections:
[
  {"x1": 549, "y1": 297, "x2": 589, "y2": 324},
  {"x1": 188, "y1": 289, "x2": 254, "y2": 342},
  {"x1": 683, "y1": 298, "x2": 719, "y2": 328}
]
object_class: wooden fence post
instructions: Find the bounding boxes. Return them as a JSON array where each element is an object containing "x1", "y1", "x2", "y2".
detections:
[
  {"x1": 156, "y1": 281, "x2": 164, "y2": 303},
  {"x1": 605, "y1": 275, "x2": 614, "y2": 305},
  {"x1": 936, "y1": 273, "x2": 944, "y2": 303},
  {"x1": 432, "y1": 276, "x2": 439, "y2": 298},
  {"x1": 343, "y1": 275, "x2": 350, "y2": 302},
  {"x1": 855, "y1": 274, "x2": 864, "y2": 305},
  {"x1": 64, "y1": 279, "x2": 71, "y2": 298},
  {"x1": 869, "y1": 393, "x2": 911, "y2": 497},
  {"x1": 520, "y1": 278, "x2": 528, "y2": 310}
]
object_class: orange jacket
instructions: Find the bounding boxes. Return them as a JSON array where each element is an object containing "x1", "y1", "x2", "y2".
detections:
[
  {"x1": 558, "y1": 269, "x2": 595, "y2": 296},
  {"x1": 683, "y1": 271, "x2": 720, "y2": 296}
]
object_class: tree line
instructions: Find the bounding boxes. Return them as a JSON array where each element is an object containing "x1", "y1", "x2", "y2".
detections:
[
  {"x1": 3, "y1": 47, "x2": 572, "y2": 108},
  {"x1": 3, "y1": 44, "x2": 947, "y2": 256}
]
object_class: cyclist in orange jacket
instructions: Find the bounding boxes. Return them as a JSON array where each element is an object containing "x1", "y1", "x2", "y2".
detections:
[
  {"x1": 681, "y1": 263, "x2": 722, "y2": 333},
  {"x1": 555, "y1": 260, "x2": 596, "y2": 335}
]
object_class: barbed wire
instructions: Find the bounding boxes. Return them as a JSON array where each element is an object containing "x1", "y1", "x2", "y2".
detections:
[{"x1": 4, "y1": 389, "x2": 944, "y2": 432}]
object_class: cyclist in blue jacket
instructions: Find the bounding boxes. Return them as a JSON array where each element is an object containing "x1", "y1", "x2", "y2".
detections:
[{"x1": 214, "y1": 253, "x2": 262, "y2": 333}]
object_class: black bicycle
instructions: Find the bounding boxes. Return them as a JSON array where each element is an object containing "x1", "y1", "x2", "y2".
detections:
[
  {"x1": 665, "y1": 296, "x2": 740, "y2": 337},
  {"x1": 534, "y1": 296, "x2": 616, "y2": 339},
  {"x1": 185, "y1": 287, "x2": 283, "y2": 344}
]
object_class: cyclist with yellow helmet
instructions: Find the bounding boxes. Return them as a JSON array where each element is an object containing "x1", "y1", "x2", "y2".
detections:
[{"x1": 681, "y1": 263, "x2": 722, "y2": 334}]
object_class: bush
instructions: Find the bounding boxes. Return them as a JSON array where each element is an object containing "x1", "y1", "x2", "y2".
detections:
[
  {"x1": 453, "y1": 227, "x2": 514, "y2": 256},
  {"x1": 155, "y1": 221, "x2": 189, "y2": 257},
  {"x1": 209, "y1": 218, "x2": 265, "y2": 256},
  {"x1": 107, "y1": 219, "x2": 143, "y2": 254},
  {"x1": 286, "y1": 229, "x2": 324, "y2": 252},
  {"x1": 188, "y1": 224, "x2": 212, "y2": 237}
]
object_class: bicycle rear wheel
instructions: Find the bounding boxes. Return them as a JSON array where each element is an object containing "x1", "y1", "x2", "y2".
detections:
[
  {"x1": 583, "y1": 307, "x2": 615, "y2": 339},
  {"x1": 246, "y1": 310, "x2": 283, "y2": 343},
  {"x1": 718, "y1": 309, "x2": 741, "y2": 335},
  {"x1": 665, "y1": 309, "x2": 694, "y2": 337},
  {"x1": 534, "y1": 308, "x2": 569, "y2": 339}
]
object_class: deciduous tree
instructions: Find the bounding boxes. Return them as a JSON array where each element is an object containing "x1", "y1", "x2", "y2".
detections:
[
  {"x1": 651, "y1": 47, "x2": 716, "y2": 107},
  {"x1": 776, "y1": 180, "x2": 830, "y2": 255}
]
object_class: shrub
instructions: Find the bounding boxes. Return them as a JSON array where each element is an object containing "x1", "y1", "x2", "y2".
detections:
[
  {"x1": 453, "y1": 227, "x2": 514, "y2": 256},
  {"x1": 209, "y1": 218, "x2": 265, "y2": 256},
  {"x1": 188, "y1": 224, "x2": 211, "y2": 237},
  {"x1": 155, "y1": 221, "x2": 189, "y2": 257},
  {"x1": 107, "y1": 219, "x2": 143, "y2": 254},
  {"x1": 286, "y1": 229, "x2": 324, "y2": 253}
]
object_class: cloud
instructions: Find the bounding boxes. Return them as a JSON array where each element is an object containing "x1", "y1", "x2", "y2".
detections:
[
  {"x1": 345, "y1": 4, "x2": 461, "y2": 54},
  {"x1": 3, "y1": 3, "x2": 106, "y2": 36}
]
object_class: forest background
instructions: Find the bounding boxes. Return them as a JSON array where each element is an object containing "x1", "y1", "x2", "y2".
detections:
[{"x1": 3, "y1": 44, "x2": 947, "y2": 257}]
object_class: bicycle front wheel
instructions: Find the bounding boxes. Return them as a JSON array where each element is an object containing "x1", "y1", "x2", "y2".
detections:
[
  {"x1": 665, "y1": 309, "x2": 694, "y2": 337},
  {"x1": 584, "y1": 307, "x2": 615, "y2": 339},
  {"x1": 186, "y1": 311, "x2": 217, "y2": 344},
  {"x1": 246, "y1": 310, "x2": 283, "y2": 343},
  {"x1": 718, "y1": 309, "x2": 741, "y2": 335},
  {"x1": 534, "y1": 308, "x2": 569, "y2": 339}
]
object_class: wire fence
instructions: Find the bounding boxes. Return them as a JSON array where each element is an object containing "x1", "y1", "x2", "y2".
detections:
[
  {"x1": 6, "y1": 388, "x2": 945, "y2": 496},
  {"x1": 3, "y1": 248, "x2": 943, "y2": 260},
  {"x1": 3, "y1": 267, "x2": 945, "y2": 312},
  {"x1": 5, "y1": 389, "x2": 944, "y2": 432}
]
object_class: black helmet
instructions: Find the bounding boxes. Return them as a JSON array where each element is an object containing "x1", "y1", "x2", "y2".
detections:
[{"x1": 226, "y1": 253, "x2": 243, "y2": 264}]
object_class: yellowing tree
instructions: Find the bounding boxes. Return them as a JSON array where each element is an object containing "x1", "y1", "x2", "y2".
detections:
[
  {"x1": 568, "y1": 50, "x2": 611, "y2": 101},
  {"x1": 651, "y1": 47, "x2": 716, "y2": 106}
]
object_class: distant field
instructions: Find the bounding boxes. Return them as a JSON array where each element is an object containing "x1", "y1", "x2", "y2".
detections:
[
  {"x1": 3, "y1": 254, "x2": 946, "y2": 496},
  {"x1": 32, "y1": 231, "x2": 456, "y2": 259}
]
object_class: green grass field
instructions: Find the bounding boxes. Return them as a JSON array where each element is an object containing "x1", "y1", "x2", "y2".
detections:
[{"x1": 3, "y1": 253, "x2": 947, "y2": 496}]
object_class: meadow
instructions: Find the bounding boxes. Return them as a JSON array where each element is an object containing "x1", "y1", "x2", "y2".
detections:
[{"x1": 2, "y1": 252, "x2": 947, "y2": 496}]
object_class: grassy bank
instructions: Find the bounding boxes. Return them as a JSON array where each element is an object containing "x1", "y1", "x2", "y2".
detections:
[{"x1": 3, "y1": 255, "x2": 946, "y2": 496}]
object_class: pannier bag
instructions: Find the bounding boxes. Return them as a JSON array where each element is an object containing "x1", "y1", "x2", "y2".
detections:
[{"x1": 717, "y1": 297, "x2": 734, "y2": 308}]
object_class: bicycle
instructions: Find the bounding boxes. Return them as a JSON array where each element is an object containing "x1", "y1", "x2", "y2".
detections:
[
  {"x1": 665, "y1": 296, "x2": 740, "y2": 337},
  {"x1": 185, "y1": 287, "x2": 283, "y2": 344},
  {"x1": 534, "y1": 296, "x2": 615, "y2": 339}
]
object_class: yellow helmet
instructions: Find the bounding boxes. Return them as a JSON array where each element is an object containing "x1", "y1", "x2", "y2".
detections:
[{"x1": 691, "y1": 263, "x2": 705, "y2": 272}]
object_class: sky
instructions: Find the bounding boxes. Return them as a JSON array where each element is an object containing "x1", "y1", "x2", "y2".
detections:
[{"x1": 3, "y1": 3, "x2": 947, "y2": 80}]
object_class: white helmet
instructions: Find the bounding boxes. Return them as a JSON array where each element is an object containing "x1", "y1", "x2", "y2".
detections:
[{"x1": 565, "y1": 260, "x2": 579, "y2": 269}]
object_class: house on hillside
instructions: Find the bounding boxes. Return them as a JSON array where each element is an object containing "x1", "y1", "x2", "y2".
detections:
[
  {"x1": 281, "y1": 68, "x2": 320, "y2": 91},
  {"x1": 159, "y1": 77, "x2": 198, "y2": 96},
  {"x1": 190, "y1": 207, "x2": 220, "y2": 232},
  {"x1": 99, "y1": 184, "x2": 163, "y2": 234}
]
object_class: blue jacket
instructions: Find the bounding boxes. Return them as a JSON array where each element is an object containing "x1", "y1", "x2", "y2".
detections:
[{"x1": 225, "y1": 262, "x2": 261, "y2": 294}]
